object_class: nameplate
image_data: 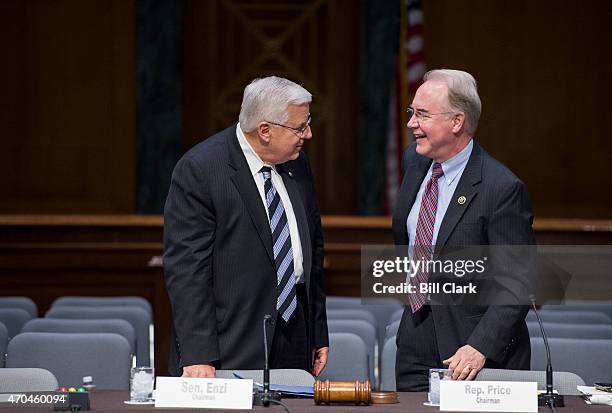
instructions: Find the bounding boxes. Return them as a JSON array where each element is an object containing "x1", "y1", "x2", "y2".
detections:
[
  {"x1": 155, "y1": 377, "x2": 253, "y2": 410},
  {"x1": 440, "y1": 381, "x2": 537, "y2": 412}
]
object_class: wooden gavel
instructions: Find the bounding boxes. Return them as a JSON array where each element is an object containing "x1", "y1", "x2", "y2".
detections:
[{"x1": 314, "y1": 379, "x2": 371, "y2": 405}]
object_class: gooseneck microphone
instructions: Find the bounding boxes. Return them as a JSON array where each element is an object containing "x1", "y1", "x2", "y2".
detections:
[
  {"x1": 529, "y1": 295, "x2": 564, "y2": 409},
  {"x1": 253, "y1": 314, "x2": 282, "y2": 407},
  {"x1": 263, "y1": 314, "x2": 272, "y2": 405}
]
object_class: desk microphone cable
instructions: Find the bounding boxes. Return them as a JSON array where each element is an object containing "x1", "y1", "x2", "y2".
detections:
[{"x1": 267, "y1": 398, "x2": 292, "y2": 413}]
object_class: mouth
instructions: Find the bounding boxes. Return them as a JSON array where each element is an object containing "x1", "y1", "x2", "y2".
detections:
[{"x1": 414, "y1": 133, "x2": 427, "y2": 142}]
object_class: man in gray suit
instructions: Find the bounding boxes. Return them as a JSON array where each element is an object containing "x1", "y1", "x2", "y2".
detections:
[
  {"x1": 164, "y1": 76, "x2": 329, "y2": 378},
  {"x1": 392, "y1": 69, "x2": 535, "y2": 391}
]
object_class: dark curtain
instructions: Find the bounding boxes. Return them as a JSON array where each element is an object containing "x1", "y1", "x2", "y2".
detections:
[
  {"x1": 358, "y1": 0, "x2": 400, "y2": 214},
  {"x1": 136, "y1": 0, "x2": 183, "y2": 213}
]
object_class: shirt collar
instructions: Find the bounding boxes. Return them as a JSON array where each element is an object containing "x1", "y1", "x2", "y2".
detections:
[
  {"x1": 438, "y1": 139, "x2": 473, "y2": 186},
  {"x1": 236, "y1": 123, "x2": 275, "y2": 178}
]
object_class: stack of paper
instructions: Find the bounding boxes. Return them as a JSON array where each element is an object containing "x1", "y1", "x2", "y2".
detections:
[{"x1": 577, "y1": 386, "x2": 612, "y2": 406}]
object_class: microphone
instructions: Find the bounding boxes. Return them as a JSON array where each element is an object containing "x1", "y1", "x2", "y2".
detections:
[
  {"x1": 263, "y1": 314, "x2": 272, "y2": 404},
  {"x1": 530, "y1": 295, "x2": 564, "y2": 408},
  {"x1": 253, "y1": 314, "x2": 281, "y2": 407}
]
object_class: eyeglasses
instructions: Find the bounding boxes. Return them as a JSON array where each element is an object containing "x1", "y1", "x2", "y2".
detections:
[
  {"x1": 267, "y1": 114, "x2": 312, "y2": 137},
  {"x1": 406, "y1": 106, "x2": 454, "y2": 122}
]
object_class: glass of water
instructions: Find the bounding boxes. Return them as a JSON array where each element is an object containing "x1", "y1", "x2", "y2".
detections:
[
  {"x1": 427, "y1": 368, "x2": 451, "y2": 406},
  {"x1": 129, "y1": 367, "x2": 154, "y2": 402}
]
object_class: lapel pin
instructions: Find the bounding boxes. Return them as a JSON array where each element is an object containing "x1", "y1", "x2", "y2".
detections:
[
  {"x1": 458, "y1": 196, "x2": 467, "y2": 205},
  {"x1": 288, "y1": 171, "x2": 293, "y2": 177}
]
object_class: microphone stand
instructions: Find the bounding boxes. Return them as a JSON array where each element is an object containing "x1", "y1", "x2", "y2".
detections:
[
  {"x1": 253, "y1": 314, "x2": 282, "y2": 407},
  {"x1": 530, "y1": 296, "x2": 564, "y2": 408}
]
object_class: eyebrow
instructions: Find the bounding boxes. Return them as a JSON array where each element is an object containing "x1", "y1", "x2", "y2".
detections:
[
  {"x1": 408, "y1": 105, "x2": 430, "y2": 114},
  {"x1": 298, "y1": 114, "x2": 311, "y2": 127}
]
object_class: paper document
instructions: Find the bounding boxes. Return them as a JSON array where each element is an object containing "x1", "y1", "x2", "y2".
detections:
[{"x1": 232, "y1": 373, "x2": 314, "y2": 397}]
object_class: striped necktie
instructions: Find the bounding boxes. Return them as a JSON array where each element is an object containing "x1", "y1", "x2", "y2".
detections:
[
  {"x1": 261, "y1": 166, "x2": 297, "y2": 322},
  {"x1": 410, "y1": 162, "x2": 444, "y2": 313}
]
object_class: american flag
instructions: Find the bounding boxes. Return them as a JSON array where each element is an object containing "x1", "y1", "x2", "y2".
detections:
[{"x1": 385, "y1": 0, "x2": 426, "y2": 213}]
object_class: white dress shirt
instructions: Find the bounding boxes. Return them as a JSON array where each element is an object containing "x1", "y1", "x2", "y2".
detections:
[{"x1": 236, "y1": 123, "x2": 304, "y2": 283}]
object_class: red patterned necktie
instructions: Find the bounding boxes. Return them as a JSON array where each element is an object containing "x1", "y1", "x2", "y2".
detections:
[{"x1": 409, "y1": 162, "x2": 444, "y2": 313}]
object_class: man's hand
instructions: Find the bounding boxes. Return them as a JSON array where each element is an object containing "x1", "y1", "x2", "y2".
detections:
[
  {"x1": 182, "y1": 364, "x2": 216, "y2": 378},
  {"x1": 442, "y1": 344, "x2": 485, "y2": 381},
  {"x1": 312, "y1": 347, "x2": 329, "y2": 377}
]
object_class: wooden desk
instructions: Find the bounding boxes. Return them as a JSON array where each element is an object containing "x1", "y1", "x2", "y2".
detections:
[{"x1": 3, "y1": 390, "x2": 606, "y2": 413}]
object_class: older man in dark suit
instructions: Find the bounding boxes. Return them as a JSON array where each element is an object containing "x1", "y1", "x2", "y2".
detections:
[
  {"x1": 392, "y1": 69, "x2": 535, "y2": 391},
  {"x1": 164, "y1": 76, "x2": 328, "y2": 378}
]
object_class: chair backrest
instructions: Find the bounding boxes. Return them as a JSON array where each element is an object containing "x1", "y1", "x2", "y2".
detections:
[
  {"x1": 216, "y1": 369, "x2": 315, "y2": 387},
  {"x1": 22, "y1": 318, "x2": 137, "y2": 356},
  {"x1": 6, "y1": 332, "x2": 131, "y2": 390},
  {"x1": 0, "y1": 321, "x2": 7, "y2": 367},
  {"x1": 327, "y1": 319, "x2": 377, "y2": 383},
  {"x1": 359, "y1": 298, "x2": 403, "y2": 363},
  {"x1": 319, "y1": 333, "x2": 368, "y2": 382},
  {"x1": 389, "y1": 307, "x2": 404, "y2": 325},
  {"x1": 327, "y1": 297, "x2": 403, "y2": 368},
  {"x1": 0, "y1": 368, "x2": 59, "y2": 392},
  {"x1": 542, "y1": 301, "x2": 612, "y2": 321},
  {"x1": 326, "y1": 296, "x2": 362, "y2": 309},
  {"x1": 45, "y1": 306, "x2": 150, "y2": 366},
  {"x1": 0, "y1": 308, "x2": 33, "y2": 339},
  {"x1": 527, "y1": 309, "x2": 611, "y2": 324},
  {"x1": 531, "y1": 337, "x2": 612, "y2": 385},
  {"x1": 327, "y1": 320, "x2": 376, "y2": 349},
  {"x1": 327, "y1": 297, "x2": 402, "y2": 337},
  {"x1": 0, "y1": 297, "x2": 38, "y2": 318},
  {"x1": 528, "y1": 321, "x2": 612, "y2": 339},
  {"x1": 385, "y1": 320, "x2": 401, "y2": 340},
  {"x1": 475, "y1": 368, "x2": 585, "y2": 395},
  {"x1": 326, "y1": 309, "x2": 377, "y2": 328},
  {"x1": 380, "y1": 336, "x2": 397, "y2": 391},
  {"x1": 51, "y1": 296, "x2": 152, "y2": 318}
]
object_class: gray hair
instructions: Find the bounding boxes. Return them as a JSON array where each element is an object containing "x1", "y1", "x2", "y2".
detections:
[
  {"x1": 423, "y1": 69, "x2": 481, "y2": 134},
  {"x1": 239, "y1": 76, "x2": 312, "y2": 132}
]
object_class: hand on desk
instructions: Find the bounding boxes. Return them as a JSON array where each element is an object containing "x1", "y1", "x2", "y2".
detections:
[
  {"x1": 312, "y1": 346, "x2": 329, "y2": 377},
  {"x1": 442, "y1": 344, "x2": 485, "y2": 381},
  {"x1": 182, "y1": 364, "x2": 216, "y2": 378}
]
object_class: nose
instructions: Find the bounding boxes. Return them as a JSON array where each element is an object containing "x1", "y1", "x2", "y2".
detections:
[
  {"x1": 303, "y1": 125, "x2": 313, "y2": 140},
  {"x1": 407, "y1": 113, "x2": 418, "y2": 129}
]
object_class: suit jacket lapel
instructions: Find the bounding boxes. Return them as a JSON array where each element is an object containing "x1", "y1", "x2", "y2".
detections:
[
  {"x1": 278, "y1": 163, "x2": 312, "y2": 287},
  {"x1": 392, "y1": 155, "x2": 431, "y2": 245},
  {"x1": 227, "y1": 128, "x2": 275, "y2": 265},
  {"x1": 435, "y1": 142, "x2": 483, "y2": 251}
]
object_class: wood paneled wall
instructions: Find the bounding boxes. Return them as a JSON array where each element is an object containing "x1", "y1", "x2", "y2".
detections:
[
  {"x1": 423, "y1": 0, "x2": 611, "y2": 218},
  {"x1": 182, "y1": 0, "x2": 359, "y2": 214},
  {"x1": 182, "y1": 0, "x2": 611, "y2": 217},
  {"x1": 0, "y1": 0, "x2": 135, "y2": 214},
  {"x1": 0, "y1": 0, "x2": 609, "y2": 218}
]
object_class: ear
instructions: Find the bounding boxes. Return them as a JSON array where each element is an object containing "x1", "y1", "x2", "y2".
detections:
[
  {"x1": 451, "y1": 112, "x2": 466, "y2": 134},
  {"x1": 257, "y1": 122, "x2": 272, "y2": 143}
]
